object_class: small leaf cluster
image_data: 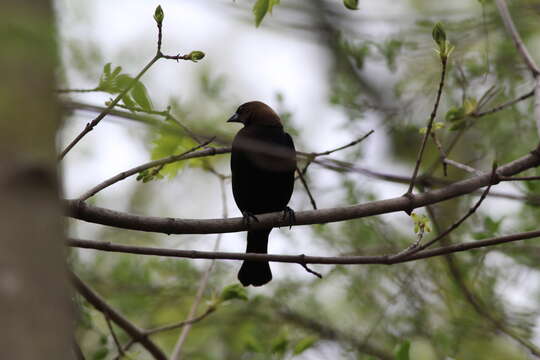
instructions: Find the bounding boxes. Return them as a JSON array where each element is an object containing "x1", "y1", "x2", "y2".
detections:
[
  {"x1": 445, "y1": 97, "x2": 477, "y2": 131},
  {"x1": 411, "y1": 213, "x2": 431, "y2": 234},
  {"x1": 136, "y1": 167, "x2": 164, "y2": 183},
  {"x1": 98, "y1": 63, "x2": 153, "y2": 112}
]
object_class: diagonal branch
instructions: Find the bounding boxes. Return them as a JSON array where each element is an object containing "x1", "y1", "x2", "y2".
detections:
[
  {"x1": 59, "y1": 54, "x2": 161, "y2": 160},
  {"x1": 70, "y1": 272, "x2": 167, "y2": 360},
  {"x1": 494, "y1": 0, "x2": 539, "y2": 75}
]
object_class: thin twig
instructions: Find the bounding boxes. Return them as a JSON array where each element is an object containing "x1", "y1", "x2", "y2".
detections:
[
  {"x1": 300, "y1": 262, "x2": 323, "y2": 278},
  {"x1": 170, "y1": 174, "x2": 228, "y2": 360},
  {"x1": 78, "y1": 139, "x2": 218, "y2": 201},
  {"x1": 472, "y1": 89, "x2": 534, "y2": 117},
  {"x1": 57, "y1": 87, "x2": 101, "y2": 93},
  {"x1": 443, "y1": 158, "x2": 484, "y2": 176},
  {"x1": 104, "y1": 314, "x2": 124, "y2": 358},
  {"x1": 296, "y1": 166, "x2": 317, "y2": 210},
  {"x1": 311, "y1": 130, "x2": 374, "y2": 156},
  {"x1": 430, "y1": 131, "x2": 448, "y2": 176},
  {"x1": 70, "y1": 272, "x2": 167, "y2": 360},
  {"x1": 147, "y1": 306, "x2": 216, "y2": 337},
  {"x1": 426, "y1": 202, "x2": 540, "y2": 357},
  {"x1": 407, "y1": 57, "x2": 448, "y2": 195}
]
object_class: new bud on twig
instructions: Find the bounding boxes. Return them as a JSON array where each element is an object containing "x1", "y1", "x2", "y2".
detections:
[
  {"x1": 154, "y1": 5, "x2": 164, "y2": 25},
  {"x1": 343, "y1": 0, "x2": 359, "y2": 10},
  {"x1": 432, "y1": 22, "x2": 454, "y2": 61},
  {"x1": 432, "y1": 22, "x2": 446, "y2": 48},
  {"x1": 188, "y1": 51, "x2": 205, "y2": 62}
]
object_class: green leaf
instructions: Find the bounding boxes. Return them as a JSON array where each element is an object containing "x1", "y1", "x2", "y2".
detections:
[
  {"x1": 244, "y1": 336, "x2": 264, "y2": 353},
  {"x1": 271, "y1": 333, "x2": 289, "y2": 355},
  {"x1": 112, "y1": 73, "x2": 133, "y2": 93},
  {"x1": 121, "y1": 93, "x2": 136, "y2": 109},
  {"x1": 103, "y1": 62, "x2": 111, "y2": 76},
  {"x1": 343, "y1": 0, "x2": 359, "y2": 10},
  {"x1": 293, "y1": 336, "x2": 318, "y2": 355},
  {"x1": 150, "y1": 128, "x2": 200, "y2": 178},
  {"x1": 92, "y1": 347, "x2": 108, "y2": 360},
  {"x1": 154, "y1": 5, "x2": 164, "y2": 25},
  {"x1": 394, "y1": 340, "x2": 411, "y2": 360},
  {"x1": 130, "y1": 80, "x2": 153, "y2": 111},
  {"x1": 253, "y1": 0, "x2": 280, "y2": 27},
  {"x1": 219, "y1": 284, "x2": 248, "y2": 302},
  {"x1": 111, "y1": 65, "x2": 122, "y2": 78}
]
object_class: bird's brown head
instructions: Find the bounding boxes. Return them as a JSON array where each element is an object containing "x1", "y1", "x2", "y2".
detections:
[{"x1": 227, "y1": 101, "x2": 282, "y2": 127}]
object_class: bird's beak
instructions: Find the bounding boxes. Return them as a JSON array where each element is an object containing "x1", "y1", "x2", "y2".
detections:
[{"x1": 227, "y1": 113, "x2": 242, "y2": 123}]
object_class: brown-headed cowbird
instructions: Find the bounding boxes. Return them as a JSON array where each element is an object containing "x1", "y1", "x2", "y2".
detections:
[{"x1": 228, "y1": 101, "x2": 296, "y2": 286}]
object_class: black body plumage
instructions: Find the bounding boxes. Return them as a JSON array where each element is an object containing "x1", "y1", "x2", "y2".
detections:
[{"x1": 228, "y1": 101, "x2": 296, "y2": 286}]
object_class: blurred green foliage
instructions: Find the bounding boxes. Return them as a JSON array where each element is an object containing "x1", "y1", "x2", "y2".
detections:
[{"x1": 61, "y1": 1, "x2": 540, "y2": 359}]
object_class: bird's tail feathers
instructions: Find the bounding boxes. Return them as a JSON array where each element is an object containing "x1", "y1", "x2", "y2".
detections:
[{"x1": 238, "y1": 229, "x2": 272, "y2": 287}]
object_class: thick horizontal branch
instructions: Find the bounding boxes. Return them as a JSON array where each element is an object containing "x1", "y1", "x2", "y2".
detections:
[
  {"x1": 67, "y1": 229, "x2": 540, "y2": 265},
  {"x1": 65, "y1": 146, "x2": 540, "y2": 234}
]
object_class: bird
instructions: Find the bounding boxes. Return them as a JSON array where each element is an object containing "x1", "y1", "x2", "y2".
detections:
[{"x1": 228, "y1": 101, "x2": 296, "y2": 287}]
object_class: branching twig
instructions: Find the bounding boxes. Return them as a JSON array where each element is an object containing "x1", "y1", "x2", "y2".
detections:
[
  {"x1": 428, "y1": 209, "x2": 540, "y2": 357},
  {"x1": 59, "y1": 55, "x2": 161, "y2": 160},
  {"x1": 310, "y1": 130, "x2": 374, "y2": 157},
  {"x1": 472, "y1": 89, "x2": 534, "y2": 117},
  {"x1": 59, "y1": 8, "x2": 203, "y2": 160},
  {"x1": 393, "y1": 164, "x2": 498, "y2": 261}
]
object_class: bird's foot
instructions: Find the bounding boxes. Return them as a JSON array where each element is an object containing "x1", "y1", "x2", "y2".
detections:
[
  {"x1": 242, "y1": 211, "x2": 259, "y2": 229},
  {"x1": 281, "y1": 206, "x2": 296, "y2": 230}
]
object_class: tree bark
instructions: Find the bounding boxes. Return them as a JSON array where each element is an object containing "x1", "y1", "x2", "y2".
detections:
[{"x1": 0, "y1": 1, "x2": 72, "y2": 359}]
